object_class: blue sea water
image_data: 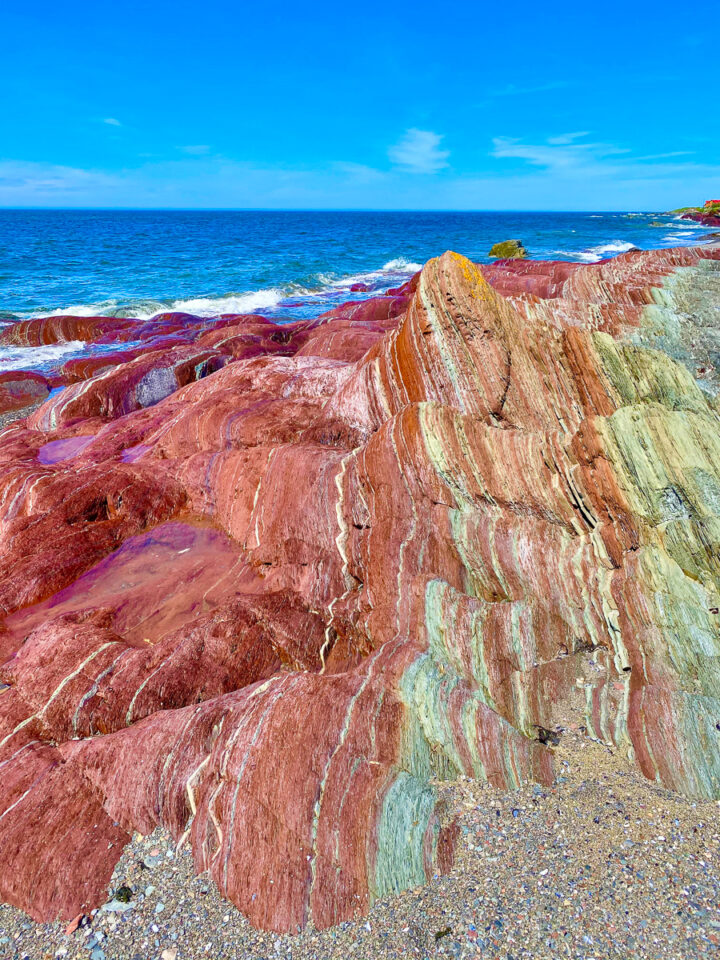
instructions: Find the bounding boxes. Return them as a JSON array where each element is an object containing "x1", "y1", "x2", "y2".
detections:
[{"x1": 0, "y1": 209, "x2": 716, "y2": 372}]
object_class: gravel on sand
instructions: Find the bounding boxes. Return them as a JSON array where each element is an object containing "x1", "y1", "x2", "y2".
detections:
[{"x1": 1, "y1": 728, "x2": 719, "y2": 960}]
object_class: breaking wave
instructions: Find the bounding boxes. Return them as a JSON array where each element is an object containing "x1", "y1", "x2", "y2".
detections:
[
  {"x1": 587, "y1": 241, "x2": 638, "y2": 257},
  {"x1": 147, "y1": 288, "x2": 287, "y2": 319},
  {"x1": 382, "y1": 257, "x2": 423, "y2": 272},
  {"x1": 5, "y1": 258, "x2": 424, "y2": 325},
  {"x1": 545, "y1": 241, "x2": 637, "y2": 263},
  {"x1": 0, "y1": 340, "x2": 87, "y2": 373}
]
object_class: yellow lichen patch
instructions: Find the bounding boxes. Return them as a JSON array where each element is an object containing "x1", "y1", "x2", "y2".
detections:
[{"x1": 449, "y1": 251, "x2": 492, "y2": 302}]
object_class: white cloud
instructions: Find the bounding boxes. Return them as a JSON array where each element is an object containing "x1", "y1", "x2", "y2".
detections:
[
  {"x1": 102, "y1": 118, "x2": 122, "y2": 127},
  {"x1": 1, "y1": 147, "x2": 719, "y2": 211},
  {"x1": 632, "y1": 150, "x2": 694, "y2": 161},
  {"x1": 492, "y1": 134, "x2": 628, "y2": 173},
  {"x1": 0, "y1": 160, "x2": 123, "y2": 199},
  {"x1": 332, "y1": 161, "x2": 385, "y2": 183},
  {"x1": 546, "y1": 132, "x2": 590, "y2": 146},
  {"x1": 388, "y1": 129, "x2": 449, "y2": 174}
]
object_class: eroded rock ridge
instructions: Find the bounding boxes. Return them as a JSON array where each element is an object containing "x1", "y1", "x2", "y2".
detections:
[{"x1": 1, "y1": 245, "x2": 720, "y2": 931}]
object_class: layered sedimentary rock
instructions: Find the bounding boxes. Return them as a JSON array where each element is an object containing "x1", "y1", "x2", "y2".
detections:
[
  {"x1": 0, "y1": 372, "x2": 51, "y2": 422},
  {"x1": 1, "y1": 244, "x2": 720, "y2": 931}
]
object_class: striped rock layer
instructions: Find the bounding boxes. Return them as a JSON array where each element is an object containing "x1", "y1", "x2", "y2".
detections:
[{"x1": 1, "y1": 246, "x2": 720, "y2": 931}]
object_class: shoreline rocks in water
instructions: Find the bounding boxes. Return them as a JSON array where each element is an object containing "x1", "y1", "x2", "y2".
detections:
[
  {"x1": 0, "y1": 243, "x2": 720, "y2": 939},
  {"x1": 670, "y1": 199, "x2": 720, "y2": 227},
  {"x1": 487, "y1": 238, "x2": 527, "y2": 258}
]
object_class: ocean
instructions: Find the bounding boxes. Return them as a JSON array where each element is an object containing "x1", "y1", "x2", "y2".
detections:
[{"x1": 0, "y1": 208, "x2": 716, "y2": 373}]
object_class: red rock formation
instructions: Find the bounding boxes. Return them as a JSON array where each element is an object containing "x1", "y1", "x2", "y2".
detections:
[
  {"x1": 680, "y1": 200, "x2": 720, "y2": 227},
  {"x1": 0, "y1": 371, "x2": 51, "y2": 418},
  {"x1": 1, "y1": 244, "x2": 720, "y2": 932}
]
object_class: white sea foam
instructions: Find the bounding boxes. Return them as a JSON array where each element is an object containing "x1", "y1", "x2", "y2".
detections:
[
  {"x1": 548, "y1": 250, "x2": 601, "y2": 263},
  {"x1": 14, "y1": 259, "x2": 423, "y2": 323},
  {"x1": 153, "y1": 288, "x2": 286, "y2": 318},
  {"x1": 0, "y1": 340, "x2": 86, "y2": 372},
  {"x1": 382, "y1": 257, "x2": 423, "y2": 272},
  {"x1": 318, "y1": 257, "x2": 422, "y2": 293},
  {"x1": 589, "y1": 241, "x2": 637, "y2": 256},
  {"x1": 544, "y1": 240, "x2": 638, "y2": 263},
  {"x1": 36, "y1": 301, "x2": 122, "y2": 318},
  {"x1": 20, "y1": 288, "x2": 289, "y2": 322}
]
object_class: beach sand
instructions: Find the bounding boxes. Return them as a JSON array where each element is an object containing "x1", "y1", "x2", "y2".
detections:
[{"x1": 2, "y1": 722, "x2": 718, "y2": 960}]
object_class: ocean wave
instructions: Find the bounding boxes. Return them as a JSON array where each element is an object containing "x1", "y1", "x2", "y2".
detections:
[
  {"x1": 0, "y1": 340, "x2": 87, "y2": 372},
  {"x1": 547, "y1": 250, "x2": 601, "y2": 263},
  {"x1": 7, "y1": 258, "x2": 423, "y2": 323},
  {"x1": 543, "y1": 240, "x2": 638, "y2": 264},
  {"x1": 590, "y1": 241, "x2": 638, "y2": 256},
  {"x1": 151, "y1": 288, "x2": 287, "y2": 318},
  {"x1": 382, "y1": 257, "x2": 423, "y2": 272},
  {"x1": 24, "y1": 289, "x2": 288, "y2": 322},
  {"x1": 33, "y1": 301, "x2": 125, "y2": 318},
  {"x1": 317, "y1": 258, "x2": 422, "y2": 292}
]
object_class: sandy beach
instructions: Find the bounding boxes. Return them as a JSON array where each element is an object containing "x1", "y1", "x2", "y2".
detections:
[{"x1": 2, "y1": 720, "x2": 718, "y2": 960}]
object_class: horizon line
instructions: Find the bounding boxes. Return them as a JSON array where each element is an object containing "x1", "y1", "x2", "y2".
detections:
[{"x1": 0, "y1": 206, "x2": 666, "y2": 214}]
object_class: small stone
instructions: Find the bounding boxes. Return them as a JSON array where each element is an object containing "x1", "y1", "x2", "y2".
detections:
[
  {"x1": 64, "y1": 914, "x2": 84, "y2": 935},
  {"x1": 101, "y1": 899, "x2": 133, "y2": 913},
  {"x1": 156, "y1": 902, "x2": 165, "y2": 914},
  {"x1": 161, "y1": 950, "x2": 178, "y2": 960}
]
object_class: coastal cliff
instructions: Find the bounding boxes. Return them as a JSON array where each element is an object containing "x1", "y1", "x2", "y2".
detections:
[
  {"x1": 673, "y1": 199, "x2": 720, "y2": 227},
  {"x1": 1, "y1": 244, "x2": 720, "y2": 932}
]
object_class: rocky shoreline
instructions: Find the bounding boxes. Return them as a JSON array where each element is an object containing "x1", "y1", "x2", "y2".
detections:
[
  {"x1": 1, "y1": 242, "x2": 720, "y2": 945},
  {"x1": 670, "y1": 199, "x2": 720, "y2": 227},
  {"x1": 2, "y1": 728, "x2": 718, "y2": 959}
]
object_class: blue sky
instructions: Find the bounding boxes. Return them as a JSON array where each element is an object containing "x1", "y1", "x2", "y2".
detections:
[{"x1": 1, "y1": 0, "x2": 717, "y2": 209}]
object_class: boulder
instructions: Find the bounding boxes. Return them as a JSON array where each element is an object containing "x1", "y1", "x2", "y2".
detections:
[{"x1": 488, "y1": 238, "x2": 527, "y2": 259}]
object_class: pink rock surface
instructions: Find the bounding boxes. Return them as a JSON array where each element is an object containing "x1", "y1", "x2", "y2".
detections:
[
  {"x1": 0, "y1": 371, "x2": 51, "y2": 417},
  {"x1": 1, "y1": 244, "x2": 720, "y2": 931}
]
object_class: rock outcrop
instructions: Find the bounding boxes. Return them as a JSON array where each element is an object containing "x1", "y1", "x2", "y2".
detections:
[
  {"x1": 1, "y1": 244, "x2": 720, "y2": 931},
  {"x1": 488, "y1": 238, "x2": 527, "y2": 259},
  {"x1": 676, "y1": 200, "x2": 720, "y2": 227},
  {"x1": 0, "y1": 372, "x2": 51, "y2": 426}
]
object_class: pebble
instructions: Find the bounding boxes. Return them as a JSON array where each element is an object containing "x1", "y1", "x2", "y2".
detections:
[{"x1": 0, "y1": 729, "x2": 718, "y2": 959}]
